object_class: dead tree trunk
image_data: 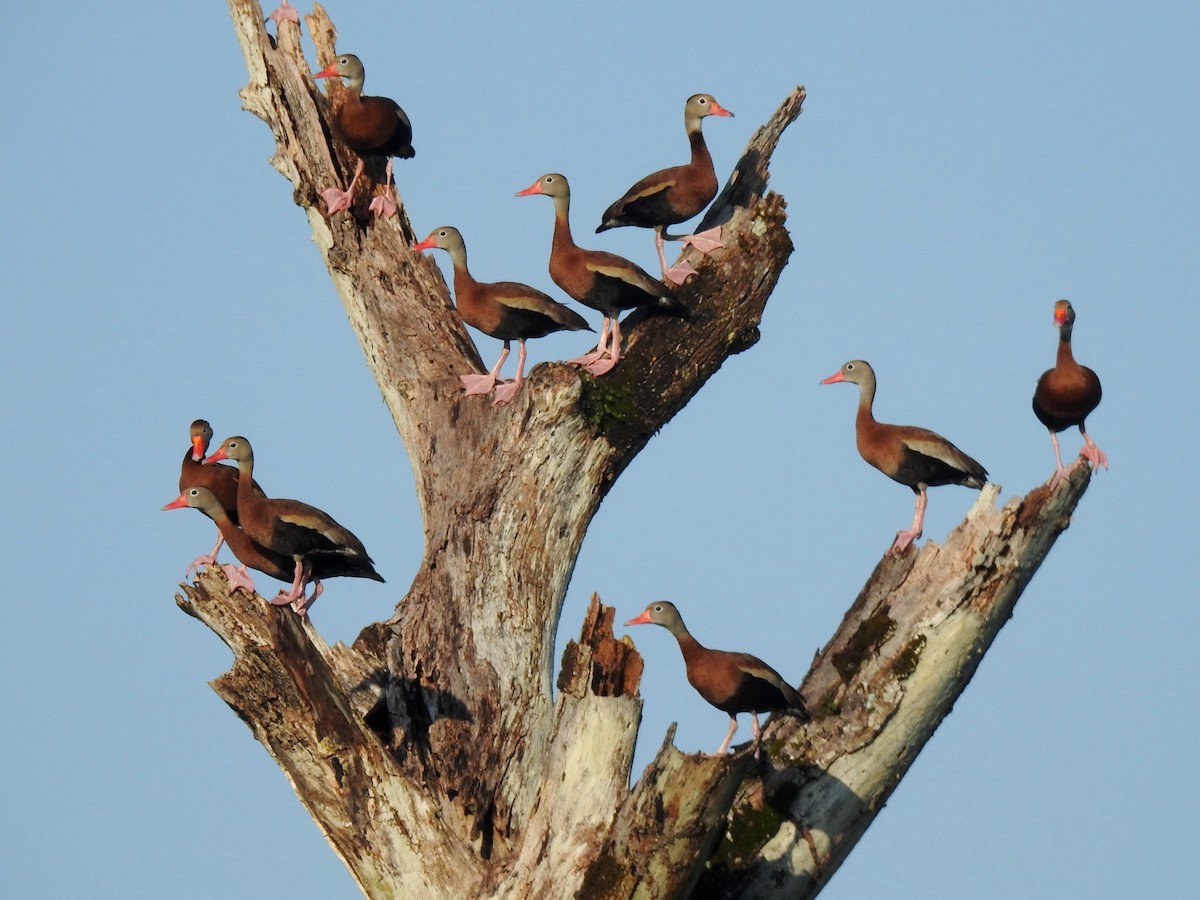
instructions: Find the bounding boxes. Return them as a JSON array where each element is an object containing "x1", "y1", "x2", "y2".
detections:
[{"x1": 176, "y1": 3, "x2": 1095, "y2": 896}]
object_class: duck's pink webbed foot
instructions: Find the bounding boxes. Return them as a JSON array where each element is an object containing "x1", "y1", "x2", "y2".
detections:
[
  {"x1": 491, "y1": 379, "x2": 524, "y2": 406},
  {"x1": 1080, "y1": 435, "x2": 1108, "y2": 472},
  {"x1": 571, "y1": 319, "x2": 610, "y2": 366},
  {"x1": 664, "y1": 261, "x2": 699, "y2": 285},
  {"x1": 321, "y1": 186, "x2": 355, "y2": 215},
  {"x1": 266, "y1": 1, "x2": 299, "y2": 25},
  {"x1": 460, "y1": 373, "x2": 500, "y2": 397},
  {"x1": 681, "y1": 226, "x2": 724, "y2": 254},
  {"x1": 369, "y1": 193, "x2": 398, "y2": 219},
  {"x1": 889, "y1": 529, "x2": 920, "y2": 554},
  {"x1": 185, "y1": 552, "x2": 217, "y2": 579},
  {"x1": 584, "y1": 353, "x2": 619, "y2": 377},
  {"x1": 221, "y1": 564, "x2": 257, "y2": 595},
  {"x1": 292, "y1": 580, "x2": 324, "y2": 617}
]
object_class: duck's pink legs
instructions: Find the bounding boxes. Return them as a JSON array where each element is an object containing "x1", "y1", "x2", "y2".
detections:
[
  {"x1": 268, "y1": 558, "x2": 313, "y2": 611},
  {"x1": 657, "y1": 226, "x2": 725, "y2": 284},
  {"x1": 716, "y1": 715, "x2": 740, "y2": 755},
  {"x1": 655, "y1": 228, "x2": 698, "y2": 285},
  {"x1": 292, "y1": 579, "x2": 323, "y2": 617},
  {"x1": 890, "y1": 489, "x2": 927, "y2": 553},
  {"x1": 750, "y1": 713, "x2": 764, "y2": 760},
  {"x1": 321, "y1": 159, "x2": 366, "y2": 215},
  {"x1": 461, "y1": 343, "x2": 510, "y2": 397},
  {"x1": 571, "y1": 318, "x2": 610, "y2": 366},
  {"x1": 185, "y1": 532, "x2": 226, "y2": 578},
  {"x1": 491, "y1": 341, "x2": 529, "y2": 405},
  {"x1": 584, "y1": 317, "x2": 623, "y2": 376}
]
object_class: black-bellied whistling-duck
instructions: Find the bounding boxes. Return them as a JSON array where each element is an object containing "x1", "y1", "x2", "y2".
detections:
[
  {"x1": 177, "y1": 419, "x2": 266, "y2": 576},
  {"x1": 1033, "y1": 299, "x2": 1107, "y2": 488},
  {"x1": 203, "y1": 436, "x2": 382, "y2": 615},
  {"x1": 596, "y1": 93, "x2": 734, "y2": 285},
  {"x1": 163, "y1": 486, "x2": 384, "y2": 608},
  {"x1": 517, "y1": 172, "x2": 679, "y2": 376},
  {"x1": 821, "y1": 360, "x2": 988, "y2": 554},
  {"x1": 626, "y1": 601, "x2": 808, "y2": 757},
  {"x1": 314, "y1": 53, "x2": 414, "y2": 219},
  {"x1": 413, "y1": 225, "x2": 591, "y2": 405}
]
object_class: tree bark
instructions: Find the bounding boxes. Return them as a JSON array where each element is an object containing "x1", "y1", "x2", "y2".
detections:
[{"x1": 176, "y1": 3, "x2": 1095, "y2": 896}]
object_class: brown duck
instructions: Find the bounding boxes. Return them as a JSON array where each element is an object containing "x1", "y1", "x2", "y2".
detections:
[
  {"x1": 822, "y1": 359, "x2": 988, "y2": 553},
  {"x1": 626, "y1": 600, "x2": 808, "y2": 757},
  {"x1": 314, "y1": 53, "x2": 414, "y2": 218},
  {"x1": 517, "y1": 172, "x2": 677, "y2": 376},
  {"x1": 413, "y1": 225, "x2": 591, "y2": 404},
  {"x1": 203, "y1": 436, "x2": 381, "y2": 615},
  {"x1": 596, "y1": 93, "x2": 733, "y2": 284},
  {"x1": 1032, "y1": 299, "x2": 1107, "y2": 487}
]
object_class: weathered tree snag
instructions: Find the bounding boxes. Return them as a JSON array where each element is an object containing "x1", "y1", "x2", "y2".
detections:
[
  {"x1": 175, "y1": 3, "x2": 1095, "y2": 896},
  {"x1": 693, "y1": 465, "x2": 1094, "y2": 898}
]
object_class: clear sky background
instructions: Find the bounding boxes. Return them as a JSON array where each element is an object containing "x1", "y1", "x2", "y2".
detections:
[{"x1": 3, "y1": 2, "x2": 1196, "y2": 897}]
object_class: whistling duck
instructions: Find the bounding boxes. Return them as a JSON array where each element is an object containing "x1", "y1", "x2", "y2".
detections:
[
  {"x1": 626, "y1": 601, "x2": 808, "y2": 757},
  {"x1": 314, "y1": 53, "x2": 414, "y2": 219},
  {"x1": 517, "y1": 172, "x2": 679, "y2": 376},
  {"x1": 596, "y1": 93, "x2": 734, "y2": 285},
  {"x1": 203, "y1": 436, "x2": 381, "y2": 615},
  {"x1": 163, "y1": 486, "x2": 384, "y2": 607},
  {"x1": 413, "y1": 226, "x2": 591, "y2": 405},
  {"x1": 177, "y1": 419, "x2": 266, "y2": 577},
  {"x1": 1033, "y1": 299, "x2": 1107, "y2": 487},
  {"x1": 821, "y1": 360, "x2": 988, "y2": 553}
]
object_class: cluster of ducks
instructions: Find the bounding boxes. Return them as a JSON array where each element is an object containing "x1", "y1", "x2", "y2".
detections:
[
  {"x1": 174, "y1": 22, "x2": 1108, "y2": 754},
  {"x1": 310, "y1": 48, "x2": 734, "y2": 405},
  {"x1": 163, "y1": 424, "x2": 382, "y2": 616}
]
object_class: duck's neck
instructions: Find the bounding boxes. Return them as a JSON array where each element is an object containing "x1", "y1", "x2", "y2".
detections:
[
  {"x1": 550, "y1": 193, "x2": 577, "y2": 255},
  {"x1": 235, "y1": 452, "x2": 256, "y2": 509},
  {"x1": 687, "y1": 127, "x2": 713, "y2": 170},
  {"x1": 1056, "y1": 322, "x2": 1076, "y2": 367},
  {"x1": 854, "y1": 372, "x2": 878, "y2": 428}
]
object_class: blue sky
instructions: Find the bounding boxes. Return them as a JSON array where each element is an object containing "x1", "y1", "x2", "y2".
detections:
[{"x1": 3, "y1": 2, "x2": 1196, "y2": 897}]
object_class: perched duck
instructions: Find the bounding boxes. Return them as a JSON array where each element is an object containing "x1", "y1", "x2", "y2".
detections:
[
  {"x1": 203, "y1": 436, "x2": 382, "y2": 615},
  {"x1": 517, "y1": 172, "x2": 678, "y2": 376},
  {"x1": 413, "y1": 226, "x2": 591, "y2": 404},
  {"x1": 163, "y1": 486, "x2": 384, "y2": 608},
  {"x1": 821, "y1": 360, "x2": 988, "y2": 553},
  {"x1": 314, "y1": 53, "x2": 414, "y2": 218},
  {"x1": 1032, "y1": 299, "x2": 1107, "y2": 487},
  {"x1": 626, "y1": 601, "x2": 808, "y2": 757},
  {"x1": 177, "y1": 419, "x2": 265, "y2": 576},
  {"x1": 596, "y1": 93, "x2": 733, "y2": 284}
]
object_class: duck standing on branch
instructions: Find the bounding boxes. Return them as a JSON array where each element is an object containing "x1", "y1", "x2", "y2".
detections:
[
  {"x1": 1032, "y1": 299, "x2": 1107, "y2": 488},
  {"x1": 163, "y1": 486, "x2": 384, "y2": 606},
  {"x1": 517, "y1": 172, "x2": 679, "y2": 376},
  {"x1": 203, "y1": 437, "x2": 382, "y2": 615},
  {"x1": 596, "y1": 93, "x2": 733, "y2": 285},
  {"x1": 177, "y1": 419, "x2": 266, "y2": 577},
  {"x1": 413, "y1": 226, "x2": 591, "y2": 405},
  {"x1": 626, "y1": 601, "x2": 808, "y2": 758},
  {"x1": 821, "y1": 360, "x2": 988, "y2": 554},
  {"x1": 314, "y1": 53, "x2": 414, "y2": 219}
]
